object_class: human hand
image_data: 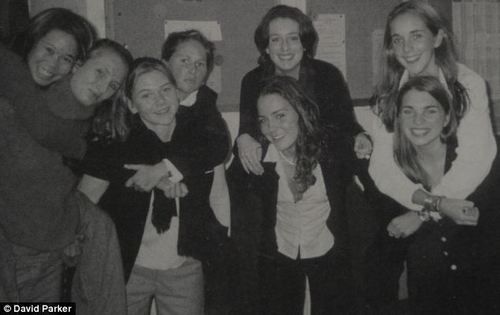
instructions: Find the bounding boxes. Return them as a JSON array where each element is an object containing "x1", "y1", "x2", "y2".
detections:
[
  {"x1": 439, "y1": 198, "x2": 479, "y2": 226},
  {"x1": 237, "y1": 134, "x2": 264, "y2": 175},
  {"x1": 354, "y1": 132, "x2": 373, "y2": 159},
  {"x1": 62, "y1": 233, "x2": 85, "y2": 266},
  {"x1": 387, "y1": 211, "x2": 423, "y2": 238},
  {"x1": 157, "y1": 177, "x2": 188, "y2": 198},
  {"x1": 124, "y1": 162, "x2": 167, "y2": 192}
]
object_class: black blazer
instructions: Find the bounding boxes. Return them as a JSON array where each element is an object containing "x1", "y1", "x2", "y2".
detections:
[
  {"x1": 229, "y1": 130, "x2": 355, "y2": 259},
  {"x1": 238, "y1": 58, "x2": 363, "y2": 139}
]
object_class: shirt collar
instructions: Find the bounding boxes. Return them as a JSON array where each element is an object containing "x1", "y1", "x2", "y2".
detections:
[
  {"x1": 180, "y1": 90, "x2": 199, "y2": 107},
  {"x1": 263, "y1": 143, "x2": 281, "y2": 163}
]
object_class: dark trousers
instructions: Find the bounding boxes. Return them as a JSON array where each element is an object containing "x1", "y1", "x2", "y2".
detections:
[
  {"x1": 365, "y1": 220, "x2": 481, "y2": 315},
  {"x1": 258, "y1": 248, "x2": 354, "y2": 315}
]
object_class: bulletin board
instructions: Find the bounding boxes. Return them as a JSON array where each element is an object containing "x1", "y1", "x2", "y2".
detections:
[{"x1": 108, "y1": 0, "x2": 451, "y2": 111}]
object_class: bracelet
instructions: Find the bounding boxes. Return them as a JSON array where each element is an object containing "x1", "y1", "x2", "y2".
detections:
[
  {"x1": 418, "y1": 210, "x2": 431, "y2": 222},
  {"x1": 423, "y1": 195, "x2": 443, "y2": 213}
]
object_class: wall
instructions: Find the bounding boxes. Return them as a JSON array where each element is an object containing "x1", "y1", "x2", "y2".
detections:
[{"x1": 108, "y1": 0, "x2": 413, "y2": 110}]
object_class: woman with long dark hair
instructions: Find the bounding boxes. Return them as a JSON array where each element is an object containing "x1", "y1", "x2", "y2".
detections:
[{"x1": 229, "y1": 75, "x2": 355, "y2": 314}]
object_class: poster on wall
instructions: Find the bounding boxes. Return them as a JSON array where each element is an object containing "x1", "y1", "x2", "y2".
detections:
[{"x1": 313, "y1": 13, "x2": 347, "y2": 79}]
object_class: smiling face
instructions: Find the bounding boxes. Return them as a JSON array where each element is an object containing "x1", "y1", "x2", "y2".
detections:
[
  {"x1": 399, "y1": 88, "x2": 449, "y2": 149},
  {"x1": 166, "y1": 39, "x2": 208, "y2": 100},
  {"x1": 258, "y1": 93, "x2": 300, "y2": 158},
  {"x1": 27, "y1": 29, "x2": 78, "y2": 86},
  {"x1": 266, "y1": 18, "x2": 304, "y2": 79},
  {"x1": 390, "y1": 13, "x2": 443, "y2": 77},
  {"x1": 128, "y1": 69, "x2": 179, "y2": 133},
  {"x1": 70, "y1": 49, "x2": 128, "y2": 106}
]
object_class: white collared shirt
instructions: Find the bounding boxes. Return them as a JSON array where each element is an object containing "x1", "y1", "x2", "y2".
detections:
[
  {"x1": 180, "y1": 90, "x2": 199, "y2": 107},
  {"x1": 134, "y1": 192, "x2": 186, "y2": 270},
  {"x1": 264, "y1": 144, "x2": 334, "y2": 259}
]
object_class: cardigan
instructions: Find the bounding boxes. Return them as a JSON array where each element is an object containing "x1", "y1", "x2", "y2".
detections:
[
  {"x1": 238, "y1": 58, "x2": 363, "y2": 139},
  {"x1": 82, "y1": 115, "x2": 228, "y2": 280},
  {"x1": 361, "y1": 143, "x2": 500, "y2": 311}
]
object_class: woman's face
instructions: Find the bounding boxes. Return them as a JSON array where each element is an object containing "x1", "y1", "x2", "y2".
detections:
[
  {"x1": 166, "y1": 39, "x2": 208, "y2": 100},
  {"x1": 27, "y1": 29, "x2": 78, "y2": 86},
  {"x1": 128, "y1": 69, "x2": 179, "y2": 131},
  {"x1": 258, "y1": 93, "x2": 299, "y2": 158},
  {"x1": 390, "y1": 13, "x2": 443, "y2": 77},
  {"x1": 399, "y1": 89, "x2": 449, "y2": 149},
  {"x1": 266, "y1": 18, "x2": 304, "y2": 79}
]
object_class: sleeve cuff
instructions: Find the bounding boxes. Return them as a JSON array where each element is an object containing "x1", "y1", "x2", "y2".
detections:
[{"x1": 162, "y1": 159, "x2": 184, "y2": 183}]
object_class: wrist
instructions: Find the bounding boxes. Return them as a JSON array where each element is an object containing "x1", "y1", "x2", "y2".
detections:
[{"x1": 423, "y1": 195, "x2": 443, "y2": 213}]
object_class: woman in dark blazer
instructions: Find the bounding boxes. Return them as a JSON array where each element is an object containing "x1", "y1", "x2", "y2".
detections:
[{"x1": 229, "y1": 75, "x2": 355, "y2": 315}]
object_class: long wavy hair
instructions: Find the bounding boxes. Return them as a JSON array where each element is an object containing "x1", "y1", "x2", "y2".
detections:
[
  {"x1": 90, "y1": 57, "x2": 176, "y2": 142},
  {"x1": 373, "y1": 0, "x2": 468, "y2": 132},
  {"x1": 394, "y1": 76, "x2": 458, "y2": 189},
  {"x1": 258, "y1": 75, "x2": 322, "y2": 193},
  {"x1": 254, "y1": 5, "x2": 318, "y2": 69}
]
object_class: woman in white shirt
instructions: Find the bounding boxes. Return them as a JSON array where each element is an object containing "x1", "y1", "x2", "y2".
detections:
[
  {"x1": 367, "y1": 0, "x2": 496, "y2": 224},
  {"x1": 229, "y1": 75, "x2": 355, "y2": 314}
]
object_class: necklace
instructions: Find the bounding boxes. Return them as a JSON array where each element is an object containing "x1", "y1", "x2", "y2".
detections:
[{"x1": 278, "y1": 151, "x2": 296, "y2": 166}]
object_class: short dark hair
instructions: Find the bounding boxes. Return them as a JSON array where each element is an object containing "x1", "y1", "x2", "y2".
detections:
[
  {"x1": 88, "y1": 38, "x2": 133, "y2": 70},
  {"x1": 11, "y1": 7, "x2": 97, "y2": 62},
  {"x1": 254, "y1": 5, "x2": 317, "y2": 66},
  {"x1": 161, "y1": 29, "x2": 215, "y2": 75}
]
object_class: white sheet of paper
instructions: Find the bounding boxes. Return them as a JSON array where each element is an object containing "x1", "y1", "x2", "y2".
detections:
[
  {"x1": 206, "y1": 65, "x2": 222, "y2": 94},
  {"x1": 313, "y1": 14, "x2": 347, "y2": 79}
]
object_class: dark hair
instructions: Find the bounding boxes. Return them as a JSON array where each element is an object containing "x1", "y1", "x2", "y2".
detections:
[
  {"x1": 91, "y1": 57, "x2": 176, "y2": 142},
  {"x1": 254, "y1": 5, "x2": 317, "y2": 67},
  {"x1": 373, "y1": 0, "x2": 468, "y2": 131},
  {"x1": 161, "y1": 29, "x2": 215, "y2": 76},
  {"x1": 258, "y1": 75, "x2": 322, "y2": 193},
  {"x1": 11, "y1": 8, "x2": 96, "y2": 62},
  {"x1": 88, "y1": 38, "x2": 133, "y2": 70},
  {"x1": 394, "y1": 76, "x2": 458, "y2": 188}
]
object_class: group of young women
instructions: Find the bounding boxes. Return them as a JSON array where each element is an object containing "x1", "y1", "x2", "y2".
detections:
[{"x1": 0, "y1": 1, "x2": 498, "y2": 314}]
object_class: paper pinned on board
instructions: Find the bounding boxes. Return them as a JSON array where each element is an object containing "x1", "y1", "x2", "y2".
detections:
[
  {"x1": 313, "y1": 14, "x2": 347, "y2": 79},
  {"x1": 164, "y1": 20, "x2": 222, "y2": 41}
]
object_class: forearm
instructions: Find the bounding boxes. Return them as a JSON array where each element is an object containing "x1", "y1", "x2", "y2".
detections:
[{"x1": 433, "y1": 104, "x2": 496, "y2": 199}]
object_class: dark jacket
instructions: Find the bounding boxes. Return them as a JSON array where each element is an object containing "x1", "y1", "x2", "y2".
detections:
[
  {"x1": 175, "y1": 85, "x2": 230, "y2": 175},
  {"x1": 238, "y1": 58, "x2": 363, "y2": 139},
  {"x1": 229, "y1": 129, "x2": 354, "y2": 260},
  {"x1": 82, "y1": 115, "x2": 228, "y2": 281}
]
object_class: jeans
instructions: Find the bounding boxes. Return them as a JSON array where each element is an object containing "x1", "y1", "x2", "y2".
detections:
[
  {"x1": 0, "y1": 191, "x2": 127, "y2": 315},
  {"x1": 127, "y1": 258, "x2": 204, "y2": 315}
]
